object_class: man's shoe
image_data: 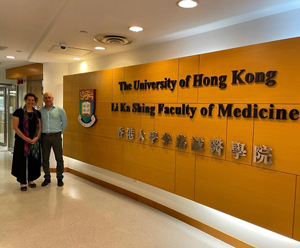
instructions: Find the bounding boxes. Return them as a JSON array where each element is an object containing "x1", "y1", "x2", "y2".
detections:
[
  {"x1": 57, "y1": 179, "x2": 64, "y2": 187},
  {"x1": 41, "y1": 179, "x2": 51, "y2": 187}
]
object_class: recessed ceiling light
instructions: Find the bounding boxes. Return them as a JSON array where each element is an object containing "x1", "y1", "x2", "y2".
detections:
[
  {"x1": 95, "y1": 46, "x2": 106, "y2": 50},
  {"x1": 177, "y1": 0, "x2": 198, "y2": 8},
  {"x1": 73, "y1": 58, "x2": 81, "y2": 60},
  {"x1": 129, "y1": 26, "x2": 143, "y2": 32},
  {"x1": 6, "y1": 56, "x2": 15, "y2": 59}
]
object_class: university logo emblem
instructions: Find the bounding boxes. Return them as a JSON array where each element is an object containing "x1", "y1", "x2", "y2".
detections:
[{"x1": 78, "y1": 89, "x2": 96, "y2": 127}]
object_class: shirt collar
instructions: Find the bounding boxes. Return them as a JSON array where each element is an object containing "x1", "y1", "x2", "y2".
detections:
[{"x1": 42, "y1": 105, "x2": 55, "y2": 111}]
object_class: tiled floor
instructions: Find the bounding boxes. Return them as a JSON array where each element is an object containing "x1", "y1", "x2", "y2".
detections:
[{"x1": 0, "y1": 150, "x2": 234, "y2": 248}]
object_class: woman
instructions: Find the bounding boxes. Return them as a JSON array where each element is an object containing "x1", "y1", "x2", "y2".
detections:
[{"x1": 12, "y1": 93, "x2": 42, "y2": 191}]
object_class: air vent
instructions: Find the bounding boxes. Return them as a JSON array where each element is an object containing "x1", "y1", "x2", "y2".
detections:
[
  {"x1": 94, "y1": 34, "x2": 134, "y2": 45},
  {"x1": 0, "y1": 46, "x2": 8, "y2": 51}
]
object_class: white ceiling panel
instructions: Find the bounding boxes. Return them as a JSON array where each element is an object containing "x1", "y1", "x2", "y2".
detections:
[{"x1": 0, "y1": 0, "x2": 299, "y2": 69}]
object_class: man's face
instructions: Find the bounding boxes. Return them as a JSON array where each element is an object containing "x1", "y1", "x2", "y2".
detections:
[{"x1": 43, "y1": 94, "x2": 54, "y2": 107}]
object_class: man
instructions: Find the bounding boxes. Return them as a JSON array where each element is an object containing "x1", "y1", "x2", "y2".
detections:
[{"x1": 40, "y1": 92, "x2": 68, "y2": 186}]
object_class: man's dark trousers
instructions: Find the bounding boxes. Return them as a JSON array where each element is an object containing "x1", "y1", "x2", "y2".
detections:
[{"x1": 41, "y1": 132, "x2": 64, "y2": 180}]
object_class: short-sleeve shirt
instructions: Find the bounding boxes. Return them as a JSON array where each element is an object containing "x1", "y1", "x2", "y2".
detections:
[{"x1": 13, "y1": 108, "x2": 41, "y2": 139}]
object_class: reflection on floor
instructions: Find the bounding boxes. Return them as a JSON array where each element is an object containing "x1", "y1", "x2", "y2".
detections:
[
  {"x1": 0, "y1": 145, "x2": 8, "y2": 152},
  {"x1": 0, "y1": 151, "x2": 234, "y2": 248}
]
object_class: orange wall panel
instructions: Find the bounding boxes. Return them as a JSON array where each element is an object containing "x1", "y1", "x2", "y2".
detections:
[
  {"x1": 198, "y1": 38, "x2": 300, "y2": 104},
  {"x1": 96, "y1": 69, "x2": 113, "y2": 102},
  {"x1": 178, "y1": 55, "x2": 199, "y2": 103},
  {"x1": 123, "y1": 59, "x2": 179, "y2": 103},
  {"x1": 63, "y1": 74, "x2": 80, "y2": 103},
  {"x1": 97, "y1": 102, "x2": 141, "y2": 139},
  {"x1": 195, "y1": 156, "x2": 296, "y2": 237},
  {"x1": 71, "y1": 132, "x2": 81, "y2": 161},
  {"x1": 71, "y1": 74, "x2": 80, "y2": 102},
  {"x1": 77, "y1": 70, "x2": 113, "y2": 103},
  {"x1": 113, "y1": 67, "x2": 125, "y2": 102},
  {"x1": 64, "y1": 102, "x2": 81, "y2": 133},
  {"x1": 62, "y1": 130, "x2": 72, "y2": 157},
  {"x1": 79, "y1": 134, "x2": 111, "y2": 170},
  {"x1": 123, "y1": 142, "x2": 176, "y2": 193},
  {"x1": 111, "y1": 139, "x2": 123, "y2": 174},
  {"x1": 6, "y1": 63, "x2": 43, "y2": 79},
  {"x1": 63, "y1": 75, "x2": 73, "y2": 103},
  {"x1": 175, "y1": 151, "x2": 196, "y2": 200},
  {"x1": 78, "y1": 72, "x2": 98, "y2": 98}
]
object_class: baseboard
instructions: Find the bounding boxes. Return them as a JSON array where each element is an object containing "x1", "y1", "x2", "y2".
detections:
[
  {"x1": 49, "y1": 168, "x2": 68, "y2": 172},
  {"x1": 67, "y1": 167, "x2": 254, "y2": 248}
]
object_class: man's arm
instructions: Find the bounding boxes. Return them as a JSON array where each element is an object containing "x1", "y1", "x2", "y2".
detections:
[{"x1": 60, "y1": 108, "x2": 68, "y2": 132}]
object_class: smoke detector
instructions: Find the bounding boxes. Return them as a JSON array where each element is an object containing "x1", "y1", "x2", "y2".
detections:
[{"x1": 93, "y1": 34, "x2": 134, "y2": 45}]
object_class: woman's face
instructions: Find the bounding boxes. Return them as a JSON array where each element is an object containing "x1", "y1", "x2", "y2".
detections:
[{"x1": 25, "y1": 96, "x2": 35, "y2": 108}]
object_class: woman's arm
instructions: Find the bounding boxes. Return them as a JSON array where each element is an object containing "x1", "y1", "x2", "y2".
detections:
[{"x1": 13, "y1": 116, "x2": 32, "y2": 143}]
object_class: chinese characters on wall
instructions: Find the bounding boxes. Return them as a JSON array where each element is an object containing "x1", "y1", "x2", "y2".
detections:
[{"x1": 117, "y1": 127, "x2": 273, "y2": 165}]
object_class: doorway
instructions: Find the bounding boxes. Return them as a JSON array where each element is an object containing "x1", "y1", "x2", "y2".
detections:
[
  {"x1": 0, "y1": 85, "x2": 17, "y2": 152},
  {"x1": 0, "y1": 87, "x2": 6, "y2": 147}
]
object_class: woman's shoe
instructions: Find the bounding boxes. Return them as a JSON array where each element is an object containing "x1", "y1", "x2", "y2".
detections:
[
  {"x1": 28, "y1": 182, "x2": 37, "y2": 188},
  {"x1": 20, "y1": 185, "x2": 27, "y2": 191}
]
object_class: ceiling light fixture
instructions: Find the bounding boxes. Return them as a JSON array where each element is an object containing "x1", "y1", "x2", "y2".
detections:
[
  {"x1": 129, "y1": 26, "x2": 143, "y2": 32},
  {"x1": 177, "y1": 0, "x2": 198, "y2": 8},
  {"x1": 6, "y1": 56, "x2": 15, "y2": 59},
  {"x1": 95, "y1": 46, "x2": 106, "y2": 50},
  {"x1": 73, "y1": 58, "x2": 81, "y2": 60}
]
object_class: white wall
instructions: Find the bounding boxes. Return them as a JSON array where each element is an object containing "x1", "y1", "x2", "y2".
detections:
[
  {"x1": 17, "y1": 82, "x2": 27, "y2": 109},
  {"x1": 49, "y1": 9, "x2": 300, "y2": 248},
  {"x1": 43, "y1": 63, "x2": 68, "y2": 108}
]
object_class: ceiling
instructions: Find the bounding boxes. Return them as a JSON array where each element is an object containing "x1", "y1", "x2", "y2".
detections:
[{"x1": 0, "y1": 0, "x2": 299, "y2": 70}]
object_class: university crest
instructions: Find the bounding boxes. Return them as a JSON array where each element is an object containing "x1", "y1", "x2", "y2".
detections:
[{"x1": 78, "y1": 89, "x2": 96, "y2": 127}]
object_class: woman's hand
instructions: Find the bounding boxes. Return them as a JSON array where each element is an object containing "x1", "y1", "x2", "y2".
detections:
[
  {"x1": 30, "y1": 137, "x2": 39, "y2": 144},
  {"x1": 24, "y1": 137, "x2": 32, "y2": 143}
]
